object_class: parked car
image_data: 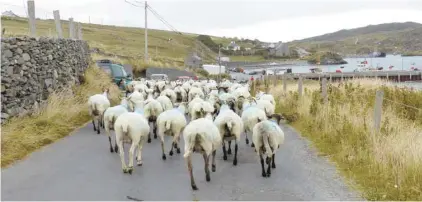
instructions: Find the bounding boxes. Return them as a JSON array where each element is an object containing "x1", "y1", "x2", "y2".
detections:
[
  {"x1": 96, "y1": 59, "x2": 133, "y2": 86},
  {"x1": 150, "y1": 74, "x2": 169, "y2": 80}
]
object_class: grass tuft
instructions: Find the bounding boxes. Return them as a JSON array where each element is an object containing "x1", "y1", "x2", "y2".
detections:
[{"x1": 1, "y1": 66, "x2": 120, "y2": 168}]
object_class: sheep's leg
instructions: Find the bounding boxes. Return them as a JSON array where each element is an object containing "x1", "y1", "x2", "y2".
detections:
[
  {"x1": 175, "y1": 135, "x2": 181, "y2": 154},
  {"x1": 260, "y1": 154, "x2": 267, "y2": 177},
  {"x1": 186, "y1": 155, "x2": 198, "y2": 190},
  {"x1": 222, "y1": 142, "x2": 228, "y2": 161},
  {"x1": 169, "y1": 134, "x2": 176, "y2": 156},
  {"x1": 271, "y1": 153, "x2": 276, "y2": 168},
  {"x1": 114, "y1": 139, "x2": 119, "y2": 153},
  {"x1": 96, "y1": 117, "x2": 101, "y2": 134},
  {"x1": 136, "y1": 138, "x2": 144, "y2": 166},
  {"x1": 211, "y1": 150, "x2": 216, "y2": 172},
  {"x1": 106, "y1": 127, "x2": 114, "y2": 153},
  {"x1": 118, "y1": 140, "x2": 127, "y2": 173},
  {"x1": 153, "y1": 122, "x2": 158, "y2": 139},
  {"x1": 92, "y1": 116, "x2": 97, "y2": 132},
  {"x1": 203, "y1": 153, "x2": 211, "y2": 182},
  {"x1": 127, "y1": 142, "x2": 136, "y2": 175},
  {"x1": 161, "y1": 135, "x2": 167, "y2": 160},
  {"x1": 233, "y1": 142, "x2": 238, "y2": 166},
  {"x1": 266, "y1": 155, "x2": 272, "y2": 177},
  {"x1": 227, "y1": 140, "x2": 232, "y2": 155},
  {"x1": 147, "y1": 123, "x2": 152, "y2": 143},
  {"x1": 244, "y1": 129, "x2": 249, "y2": 145}
]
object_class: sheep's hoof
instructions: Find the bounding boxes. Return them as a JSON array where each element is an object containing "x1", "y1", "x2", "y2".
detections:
[
  {"x1": 97, "y1": 130, "x2": 100, "y2": 134},
  {"x1": 123, "y1": 168, "x2": 128, "y2": 173},
  {"x1": 127, "y1": 167, "x2": 133, "y2": 174},
  {"x1": 191, "y1": 185, "x2": 198, "y2": 191},
  {"x1": 267, "y1": 172, "x2": 271, "y2": 177},
  {"x1": 245, "y1": 139, "x2": 249, "y2": 144},
  {"x1": 114, "y1": 145, "x2": 119, "y2": 153},
  {"x1": 147, "y1": 138, "x2": 151, "y2": 143},
  {"x1": 223, "y1": 155, "x2": 227, "y2": 160},
  {"x1": 154, "y1": 134, "x2": 157, "y2": 139},
  {"x1": 233, "y1": 159, "x2": 237, "y2": 166},
  {"x1": 262, "y1": 172, "x2": 267, "y2": 177},
  {"x1": 212, "y1": 164, "x2": 216, "y2": 172},
  {"x1": 162, "y1": 154, "x2": 166, "y2": 160},
  {"x1": 169, "y1": 150, "x2": 174, "y2": 156},
  {"x1": 137, "y1": 161, "x2": 143, "y2": 166},
  {"x1": 205, "y1": 174, "x2": 210, "y2": 182},
  {"x1": 272, "y1": 164, "x2": 276, "y2": 169},
  {"x1": 110, "y1": 147, "x2": 114, "y2": 153},
  {"x1": 227, "y1": 149, "x2": 232, "y2": 155},
  {"x1": 251, "y1": 143, "x2": 255, "y2": 147},
  {"x1": 176, "y1": 148, "x2": 181, "y2": 154}
]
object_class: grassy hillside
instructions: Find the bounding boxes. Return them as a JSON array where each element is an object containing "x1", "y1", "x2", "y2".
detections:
[
  {"x1": 289, "y1": 22, "x2": 422, "y2": 56},
  {"x1": 1, "y1": 16, "x2": 272, "y2": 65}
]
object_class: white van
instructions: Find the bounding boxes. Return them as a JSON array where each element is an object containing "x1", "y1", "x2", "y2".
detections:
[{"x1": 150, "y1": 74, "x2": 168, "y2": 80}]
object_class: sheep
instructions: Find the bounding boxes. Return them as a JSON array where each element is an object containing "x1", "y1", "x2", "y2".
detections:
[
  {"x1": 182, "y1": 82, "x2": 191, "y2": 94},
  {"x1": 156, "y1": 95, "x2": 173, "y2": 111},
  {"x1": 114, "y1": 108, "x2": 150, "y2": 174},
  {"x1": 252, "y1": 114, "x2": 285, "y2": 178},
  {"x1": 241, "y1": 102, "x2": 268, "y2": 147},
  {"x1": 156, "y1": 102, "x2": 188, "y2": 160},
  {"x1": 188, "y1": 87, "x2": 204, "y2": 102},
  {"x1": 127, "y1": 90, "x2": 145, "y2": 112},
  {"x1": 213, "y1": 103, "x2": 243, "y2": 165},
  {"x1": 87, "y1": 88, "x2": 111, "y2": 134},
  {"x1": 183, "y1": 113, "x2": 221, "y2": 190},
  {"x1": 174, "y1": 86, "x2": 188, "y2": 103},
  {"x1": 160, "y1": 88, "x2": 177, "y2": 104},
  {"x1": 187, "y1": 96, "x2": 204, "y2": 117},
  {"x1": 103, "y1": 98, "x2": 130, "y2": 153},
  {"x1": 218, "y1": 92, "x2": 236, "y2": 111},
  {"x1": 190, "y1": 101, "x2": 214, "y2": 121},
  {"x1": 257, "y1": 92, "x2": 276, "y2": 107},
  {"x1": 143, "y1": 97, "x2": 164, "y2": 142},
  {"x1": 256, "y1": 99, "x2": 275, "y2": 118}
]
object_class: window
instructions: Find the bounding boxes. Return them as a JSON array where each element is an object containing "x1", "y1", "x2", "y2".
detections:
[
  {"x1": 100, "y1": 66, "x2": 112, "y2": 76},
  {"x1": 110, "y1": 64, "x2": 127, "y2": 77}
]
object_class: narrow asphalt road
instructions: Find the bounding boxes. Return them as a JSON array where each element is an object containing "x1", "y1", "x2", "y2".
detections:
[{"x1": 1, "y1": 122, "x2": 363, "y2": 201}]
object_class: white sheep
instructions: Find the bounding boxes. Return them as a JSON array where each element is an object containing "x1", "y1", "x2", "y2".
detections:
[
  {"x1": 188, "y1": 86, "x2": 204, "y2": 102},
  {"x1": 187, "y1": 96, "x2": 204, "y2": 117},
  {"x1": 256, "y1": 99, "x2": 275, "y2": 118},
  {"x1": 156, "y1": 95, "x2": 173, "y2": 111},
  {"x1": 252, "y1": 114, "x2": 285, "y2": 178},
  {"x1": 213, "y1": 103, "x2": 243, "y2": 165},
  {"x1": 114, "y1": 108, "x2": 150, "y2": 174},
  {"x1": 174, "y1": 86, "x2": 188, "y2": 103},
  {"x1": 257, "y1": 92, "x2": 276, "y2": 107},
  {"x1": 183, "y1": 113, "x2": 221, "y2": 190},
  {"x1": 103, "y1": 98, "x2": 130, "y2": 153},
  {"x1": 160, "y1": 88, "x2": 177, "y2": 104},
  {"x1": 87, "y1": 88, "x2": 111, "y2": 134},
  {"x1": 127, "y1": 90, "x2": 145, "y2": 112},
  {"x1": 241, "y1": 102, "x2": 268, "y2": 147},
  {"x1": 190, "y1": 101, "x2": 214, "y2": 121},
  {"x1": 156, "y1": 102, "x2": 188, "y2": 160},
  {"x1": 143, "y1": 97, "x2": 164, "y2": 142}
]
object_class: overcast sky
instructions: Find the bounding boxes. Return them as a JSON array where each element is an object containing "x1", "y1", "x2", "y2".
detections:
[{"x1": 1, "y1": 0, "x2": 422, "y2": 42}]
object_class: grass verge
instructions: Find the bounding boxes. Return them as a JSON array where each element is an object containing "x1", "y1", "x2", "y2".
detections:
[
  {"x1": 268, "y1": 78, "x2": 422, "y2": 200},
  {"x1": 1, "y1": 66, "x2": 120, "y2": 168}
]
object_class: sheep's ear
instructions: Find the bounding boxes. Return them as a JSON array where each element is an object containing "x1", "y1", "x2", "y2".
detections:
[{"x1": 270, "y1": 114, "x2": 284, "y2": 124}]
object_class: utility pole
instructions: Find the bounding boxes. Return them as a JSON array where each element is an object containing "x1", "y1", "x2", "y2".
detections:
[
  {"x1": 218, "y1": 44, "x2": 221, "y2": 84},
  {"x1": 144, "y1": 1, "x2": 149, "y2": 63}
]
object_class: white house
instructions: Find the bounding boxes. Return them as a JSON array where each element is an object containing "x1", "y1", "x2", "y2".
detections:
[
  {"x1": 269, "y1": 41, "x2": 290, "y2": 57},
  {"x1": 202, "y1": 64, "x2": 226, "y2": 75},
  {"x1": 227, "y1": 41, "x2": 241, "y2": 51}
]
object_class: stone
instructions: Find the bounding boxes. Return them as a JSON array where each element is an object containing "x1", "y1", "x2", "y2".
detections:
[
  {"x1": 3, "y1": 49, "x2": 13, "y2": 58},
  {"x1": 22, "y1": 53, "x2": 31, "y2": 61},
  {"x1": 1, "y1": 84, "x2": 6, "y2": 93}
]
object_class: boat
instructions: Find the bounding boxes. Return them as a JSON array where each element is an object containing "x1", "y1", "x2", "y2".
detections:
[{"x1": 310, "y1": 67, "x2": 323, "y2": 73}]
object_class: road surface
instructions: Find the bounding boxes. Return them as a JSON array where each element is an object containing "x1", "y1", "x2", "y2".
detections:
[{"x1": 1, "y1": 123, "x2": 362, "y2": 201}]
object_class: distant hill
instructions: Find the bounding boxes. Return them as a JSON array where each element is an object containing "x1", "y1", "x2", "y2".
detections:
[{"x1": 289, "y1": 22, "x2": 422, "y2": 56}]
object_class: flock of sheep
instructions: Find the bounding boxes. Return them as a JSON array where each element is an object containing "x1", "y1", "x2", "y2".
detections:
[{"x1": 87, "y1": 78, "x2": 285, "y2": 190}]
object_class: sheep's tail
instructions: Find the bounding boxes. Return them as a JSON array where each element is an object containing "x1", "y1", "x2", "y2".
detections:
[
  {"x1": 121, "y1": 121, "x2": 129, "y2": 134},
  {"x1": 262, "y1": 132, "x2": 273, "y2": 157},
  {"x1": 183, "y1": 133, "x2": 202, "y2": 158},
  {"x1": 91, "y1": 102, "x2": 99, "y2": 116},
  {"x1": 165, "y1": 120, "x2": 171, "y2": 131}
]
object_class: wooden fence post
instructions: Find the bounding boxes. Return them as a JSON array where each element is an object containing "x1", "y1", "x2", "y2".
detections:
[
  {"x1": 329, "y1": 74, "x2": 332, "y2": 82},
  {"x1": 69, "y1": 18, "x2": 75, "y2": 39},
  {"x1": 27, "y1": 0, "x2": 36, "y2": 37},
  {"x1": 373, "y1": 90, "x2": 384, "y2": 134},
  {"x1": 283, "y1": 74, "x2": 287, "y2": 92},
  {"x1": 273, "y1": 75, "x2": 277, "y2": 87},
  {"x1": 53, "y1": 10, "x2": 63, "y2": 38},
  {"x1": 298, "y1": 75, "x2": 303, "y2": 97},
  {"x1": 77, "y1": 22, "x2": 83, "y2": 40},
  {"x1": 321, "y1": 77, "x2": 328, "y2": 105}
]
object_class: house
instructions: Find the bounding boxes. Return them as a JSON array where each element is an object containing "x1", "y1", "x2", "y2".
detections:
[
  {"x1": 296, "y1": 47, "x2": 310, "y2": 58},
  {"x1": 184, "y1": 52, "x2": 202, "y2": 68},
  {"x1": 217, "y1": 56, "x2": 230, "y2": 63},
  {"x1": 227, "y1": 41, "x2": 241, "y2": 51},
  {"x1": 1, "y1": 11, "x2": 20, "y2": 18},
  {"x1": 269, "y1": 41, "x2": 290, "y2": 57}
]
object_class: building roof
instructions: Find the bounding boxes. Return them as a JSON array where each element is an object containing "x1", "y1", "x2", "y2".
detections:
[{"x1": 2, "y1": 11, "x2": 19, "y2": 18}]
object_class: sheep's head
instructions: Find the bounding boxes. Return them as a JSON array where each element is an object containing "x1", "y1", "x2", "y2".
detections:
[
  {"x1": 177, "y1": 102, "x2": 188, "y2": 114},
  {"x1": 270, "y1": 114, "x2": 285, "y2": 125}
]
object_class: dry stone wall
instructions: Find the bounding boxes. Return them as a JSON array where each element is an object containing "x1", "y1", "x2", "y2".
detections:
[{"x1": 1, "y1": 37, "x2": 91, "y2": 123}]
